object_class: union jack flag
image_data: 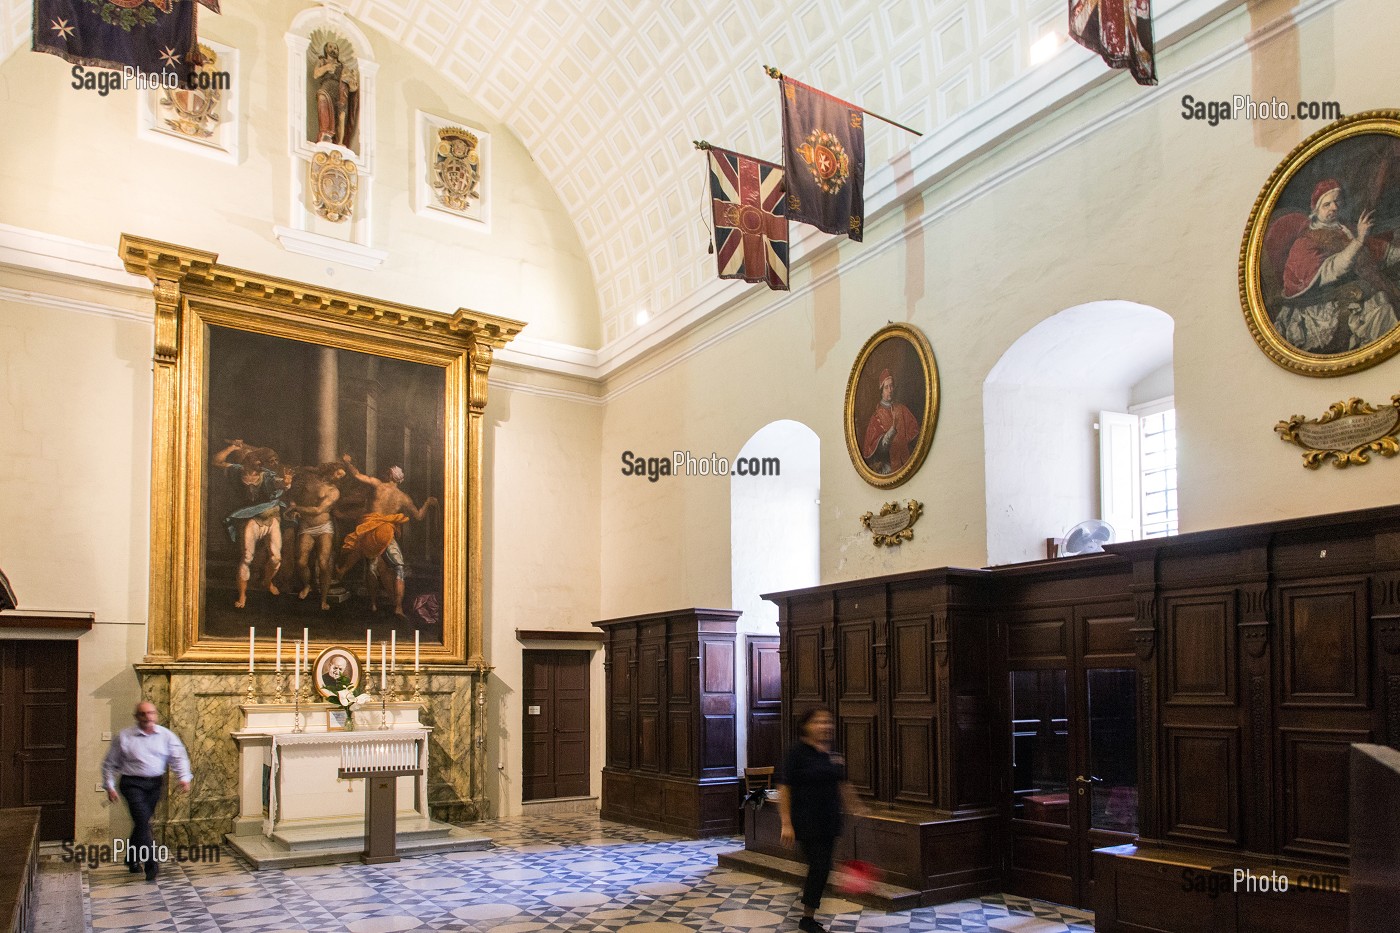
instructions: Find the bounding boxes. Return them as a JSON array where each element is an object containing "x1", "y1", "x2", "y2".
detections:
[{"x1": 709, "y1": 147, "x2": 789, "y2": 291}]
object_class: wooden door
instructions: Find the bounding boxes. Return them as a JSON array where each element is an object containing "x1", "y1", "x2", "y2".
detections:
[
  {"x1": 746, "y1": 636, "x2": 781, "y2": 769},
  {"x1": 522, "y1": 650, "x2": 590, "y2": 801},
  {"x1": 0, "y1": 640, "x2": 78, "y2": 840},
  {"x1": 1007, "y1": 602, "x2": 1137, "y2": 908}
]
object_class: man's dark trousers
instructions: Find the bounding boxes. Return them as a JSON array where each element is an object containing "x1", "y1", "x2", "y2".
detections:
[{"x1": 119, "y1": 775, "x2": 165, "y2": 880}]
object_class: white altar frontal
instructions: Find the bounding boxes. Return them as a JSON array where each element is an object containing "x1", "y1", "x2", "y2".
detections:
[{"x1": 227, "y1": 703, "x2": 485, "y2": 868}]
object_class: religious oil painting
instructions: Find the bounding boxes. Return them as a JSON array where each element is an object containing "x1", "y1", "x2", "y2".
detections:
[
  {"x1": 843, "y1": 323, "x2": 939, "y2": 489},
  {"x1": 1240, "y1": 110, "x2": 1400, "y2": 376},
  {"x1": 203, "y1": 324, "x2": 444, "y2": 645}
]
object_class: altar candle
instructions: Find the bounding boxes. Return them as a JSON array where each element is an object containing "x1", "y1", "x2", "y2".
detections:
[
  {"x1": 293, "y1": 643, "x2": 300, "y2": 694},
  {"x1": 391, "y1": 631, "x2": 396, "y2": 671},
  {"x1": 248, "y1": 627, "x2": 255, "y2": 673},
  {"x1": 380, "y1": 643, "x2": 386, "y2": 691},
  {"x1": 302, "y1": 628, "x2": 309, "y2": 670},
  {"x1": 414, "y1": 631, "x2": 420, "y2": 672},
  {"x1": 366, "y1": 629, "x2": 372, "y2": 671},
  {"x1": 276, "y1": 627, "x2": 282, "y2": 671}
]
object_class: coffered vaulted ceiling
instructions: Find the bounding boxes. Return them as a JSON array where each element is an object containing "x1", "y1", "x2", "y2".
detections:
[{"x1": 3, "y1": 0, "x2": 1078, "y2": 346}]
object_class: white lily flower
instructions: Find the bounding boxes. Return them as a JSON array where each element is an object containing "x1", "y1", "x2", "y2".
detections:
[
  {"x1": 351, "y1": 692, "x2": 371, "y2": 710},
  {"x1": 337, "y1": 688, "x2": 356, "y2": 707}
]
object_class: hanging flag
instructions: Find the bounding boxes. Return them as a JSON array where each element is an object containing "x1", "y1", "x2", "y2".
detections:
[
  {"x1": 33, "y1": 0, "x2": 200, "y2": 82},
  {"x1": 780, "y1": 76, "x2": 865, "y2": 242},
  {"x1": 709, "y1": 146, "x2": 789, "y2": 291},
  {"x1": 1069, "y1": 0, "x2": 1157, "y2": 86}
]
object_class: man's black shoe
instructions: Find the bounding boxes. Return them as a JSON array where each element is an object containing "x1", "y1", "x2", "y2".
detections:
[
  {"x1": 126, "y1": 860, "x2": 140, "y2": 875},
  {"x1": 797, "y1": 918, "x2": 826, "y2": 933}
]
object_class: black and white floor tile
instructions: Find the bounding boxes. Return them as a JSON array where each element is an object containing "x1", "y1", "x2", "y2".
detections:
[{"x1": 82, "y1": 815, "x2": 1095, "y2": 932}]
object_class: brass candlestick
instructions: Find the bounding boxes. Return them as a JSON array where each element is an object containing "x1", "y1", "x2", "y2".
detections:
[
  {"x1": 273, "y1": 670, "x2": 287, "y2": 704},
  {"x1": 244, "y1": 671, "x2": 257, "y2": 704},
  {"x1": 411, "y1": 671, "x2": 423, "y2": 704}
]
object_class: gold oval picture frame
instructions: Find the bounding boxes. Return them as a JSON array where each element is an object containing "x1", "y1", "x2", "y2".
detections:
[
  {"x1": 843, "y1": 323, "x2": 939, "y2": 488},
  {"x1": 313, "y1": 645, "x2": 364, "y2": 700},
  {"x1": 1239, "y1": 110, "x2": 1400, "y2": 376}
]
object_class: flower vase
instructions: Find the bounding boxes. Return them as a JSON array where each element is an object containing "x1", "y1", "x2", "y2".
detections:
[{"x1": 344, "y1": 711, "x2": 356, "y2": 731}]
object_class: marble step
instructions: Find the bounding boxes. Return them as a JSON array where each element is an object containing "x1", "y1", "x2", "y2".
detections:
[{"x1": 227, "y1": 817, "x2": 490, "y2": 870}]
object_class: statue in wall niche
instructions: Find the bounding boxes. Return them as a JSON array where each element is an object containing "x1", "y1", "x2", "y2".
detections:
[{"x1": 306, "y1": 29, "x2": 360, "y2": 154}]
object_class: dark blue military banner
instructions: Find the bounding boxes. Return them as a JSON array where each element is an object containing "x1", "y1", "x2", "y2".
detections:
[
  {"x1": 33, "y1": 0, "x2": 200, "y2": 81},
  {"x1": 780, "y1": 76, "x2": 865, "y2": 242}
]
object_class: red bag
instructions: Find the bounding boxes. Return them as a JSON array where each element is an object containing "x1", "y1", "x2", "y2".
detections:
[{"x1": 833, "y1": 859, "x2": 882, "y2": 896}]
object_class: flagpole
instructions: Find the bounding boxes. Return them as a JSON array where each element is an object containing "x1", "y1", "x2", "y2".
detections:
[{"x1": 763, "y1": 65, "x2": 923, "y2": 137}]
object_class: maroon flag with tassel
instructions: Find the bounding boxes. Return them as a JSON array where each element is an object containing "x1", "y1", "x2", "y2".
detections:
[{"x1": 1070, "y1": 0, "x2": 1157, "y2": 86}]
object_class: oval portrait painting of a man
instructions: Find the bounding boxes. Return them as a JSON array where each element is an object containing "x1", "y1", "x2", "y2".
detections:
[
  {"x1": 313, "y1": 646, "x2": 362, "y2": 699},
  {"x1": 1241, "y1": 111, "x2": 1400, "y2": 375},
  {"x1": 843, "y1": 324, "x2": 939, "y2": 488}
]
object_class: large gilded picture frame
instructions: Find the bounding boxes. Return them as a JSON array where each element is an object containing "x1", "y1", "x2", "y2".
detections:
[
  {"x1": 844, "y1": 323, "x2": 939, "y2": 488},
  {"x1": 1239, "y1": 110, "x2": 1400, "y2": 376},
  {"x1": 120, "y1": 236, "x2": 522, "y2": 667}
]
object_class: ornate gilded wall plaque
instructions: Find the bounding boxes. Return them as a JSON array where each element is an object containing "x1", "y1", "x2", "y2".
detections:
[
  {"x1": 310, "y1": 150, "x2": 357, "y2": 222},
  {"x1": 1275, "y1": 395, "x2": 1400, "y2": 468},
  {"x1": 861, "y1": 500, "x2": 922, "y2": 546},
  {"x1": 432, "y1": 126, "x2": 482, "y2": 211}
]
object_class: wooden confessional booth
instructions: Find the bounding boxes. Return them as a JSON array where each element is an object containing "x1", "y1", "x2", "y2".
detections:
[{"x1": 719, "y1": 504, "x2": 1399, "y2": 930}]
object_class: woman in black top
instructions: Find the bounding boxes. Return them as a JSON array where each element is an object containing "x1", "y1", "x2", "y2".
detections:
[{"x1": 777, "y1": 707, "x2": 866, "y2": 933}]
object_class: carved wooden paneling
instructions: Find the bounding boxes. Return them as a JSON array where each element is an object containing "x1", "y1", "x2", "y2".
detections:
[
  {"x1": 1081, "y1": 611, "x2": 1135, "y2": 659},
  {"x1": 638, "y1": 645, "x2": 662, "y2": 702},
  {"x1": 1007, "y1": 618, "x2": 1068, "y2": 661},
  {"x1": 841, "y1": 715, "x2": 878, "y2": 796},
  {"x1": 746, "y1": 637, "x2": 782, "y2": 769},
  {"x1": 1164, "y1": 592, "x2": 1236, "y2": 706},
  {"x1": 667, "y1": 642, "x2": 690, "y2": 700},
  {"x1": 597, "y1": 608, "x2": 741, "y2": 838},
  {"x1": 1278, "y1": 581, "x2": 1369, "y2": 708},
  {"x1": 792, "y1": 629, "x2": 824, "y2": 703},
  {"x1": 893, "y1": 619, "x2": 931, "y2": 698},
  {"x1": 892, "y1": 716, "x2": 935, "y2": 805},
  {"x1": 637, "y1": 711, "x2": 660, "y2": 771},
  {"x1": 1165, "y1": 727, "x2": 1240, "y2": 845},
  {"x1": 839, "y1": 623, "x2": 875, "y2": 700},
  {"x1": 608, "y1": 708, "x2": 631, "y2": 769},
  {"x1": 1280, "y1": 728, "x2": 1370, "y2": 860},
  {"x1": 703, "y1": 640, "x2": 733, "y2": 694}
]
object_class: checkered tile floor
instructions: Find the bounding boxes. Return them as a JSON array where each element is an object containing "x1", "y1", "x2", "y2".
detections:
[{"x1": 81, "y1": 815, "x2": 1095, "y2": 932}]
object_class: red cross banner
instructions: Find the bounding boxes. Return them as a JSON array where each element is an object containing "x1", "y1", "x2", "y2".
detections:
[{"x1": 708, "y1": 146, "x2": 789, "y2": 291}]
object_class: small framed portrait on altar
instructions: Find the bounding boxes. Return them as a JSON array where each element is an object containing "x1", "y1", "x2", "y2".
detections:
[
  {"x1": 326, "y1": 708, "x2": 350, "y2": 731},
  {"x1": 313, "y1": 646, "x2": 363, "y2": 700},
  {"x1": 843, "y1": 324, "x2": 939, "y2": 489},
  {"x1": 1240, "y1": 110, "x2": 1400, "y2": 376}
]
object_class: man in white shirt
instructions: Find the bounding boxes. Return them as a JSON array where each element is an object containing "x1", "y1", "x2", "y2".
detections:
[{"x1": 101, "y1": 701, "x2": 192, "y2": 881}]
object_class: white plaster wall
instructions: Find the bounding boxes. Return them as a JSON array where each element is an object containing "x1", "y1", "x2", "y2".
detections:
[
  {"x1": 598, "y1": 0, "x2": 1400, "y2": 613},
  {"x1": 0, "y1": 278, "x2": 155, "y2": 843},
  {"x1": 984, "y1": 384, "x2": 1129, "y2": 566},
  {"x1": 481, "y1": 383, "x2": 603, "y2": 816},
  {"x1": 0, "y1": 8, "x2": 598, "y2": 347},
  {"x1": 1131, "y1": 363, "x2": 1177, "y2": 408}
]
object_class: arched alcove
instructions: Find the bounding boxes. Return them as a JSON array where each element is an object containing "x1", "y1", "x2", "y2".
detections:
[
  {"x1": 730, "y1": 420, "x2": 821, "y2": 633},
  {"x1": 984, "y1": 301, "x2": 1174, "y2": 566}
]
